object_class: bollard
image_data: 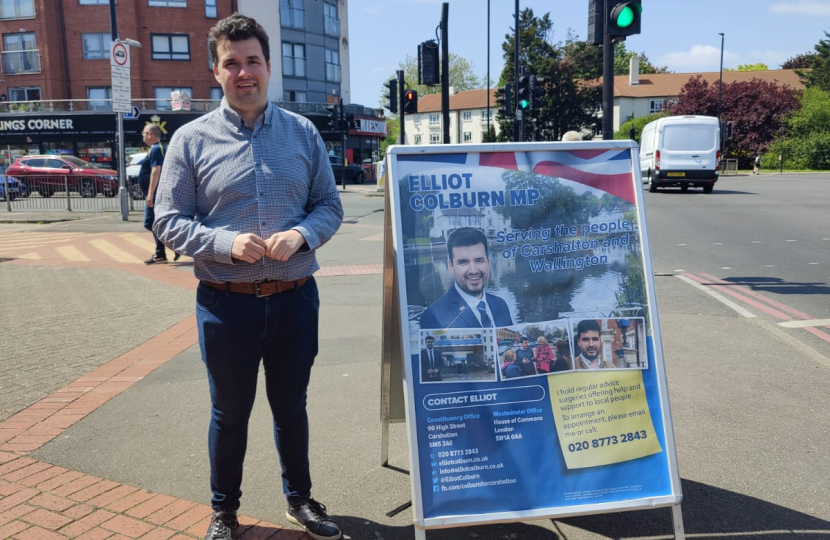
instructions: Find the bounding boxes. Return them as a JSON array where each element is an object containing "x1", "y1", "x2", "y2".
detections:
[{"x1": 65, "y1": 175, "x2": 71, "y2": 212}]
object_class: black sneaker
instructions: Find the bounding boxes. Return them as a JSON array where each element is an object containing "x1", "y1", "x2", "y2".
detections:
[
  {"x1": 173, "y1": 252, "x2": 181, "y2": 262},
  {"x1": 205, "y1": 511, "x2": 238, "y2": 540},
  {"x1": 286, "y1": 497, "x2": 341, "y2": 540},
  {"x1": 144, "y1": 254, "x2": 168, "y2": 265}
]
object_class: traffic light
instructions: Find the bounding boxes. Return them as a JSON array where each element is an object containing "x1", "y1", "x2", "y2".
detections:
[
  {"x1": 496, "y1": 84, "x2": 513, "y2": 118},
  {"x1": 587, "y1": 0, "x2": 604, "y2": 45},
  {"x1": 418, "y1": 40, "x2": 440, "y2": 86},
  {"x1": 325, "y1": 103, "x2": 338, "y2": 131},
  {"x1": 346, "y1": 113, "x2": 359, "y2": 131},
  {"x1": 384, "y1": 79, "x2": 398, "y2": 114},
  {"x1": 530, "y1": 76, "x2": 546, "y2": 111},
  {"x1": 517, "y1": 76, "x2": 530, "y2": 111},
  {"x1": 403, "y1": 89, "x2": 418, "y2": 114},
  {"x1": 606, "y1": 1, "x2": 642, "y2": 38},
  {"x1": 725, "y1": 120, "x2": 733, "y2": 140}
]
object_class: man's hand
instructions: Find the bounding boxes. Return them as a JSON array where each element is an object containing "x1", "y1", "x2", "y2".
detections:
[
  {"x1": 146, "y1": 193, "x2": 154, "y2": 208},
  {"x1": 265, "y1": 230, "x2": 306, "y2": 261},
  {"x1": 231, "y1": 233, "x2": 267, "y2": 263}
]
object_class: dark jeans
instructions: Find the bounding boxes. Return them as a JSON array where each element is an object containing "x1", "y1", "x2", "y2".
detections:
[
  {"x1": 195, "y1": 278, "x2": 320, "y2": 512},
  {"x1": 143, "y1": 199, "x2": 166, "y2": 258}
]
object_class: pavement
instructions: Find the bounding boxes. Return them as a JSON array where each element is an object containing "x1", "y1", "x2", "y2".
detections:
[{"x1": 0, "y1": 180, "x2": 828, "y2": 540}]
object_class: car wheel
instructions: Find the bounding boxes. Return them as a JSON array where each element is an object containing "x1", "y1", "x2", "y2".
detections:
[
  {"x1": 353, "y1": 172, "x2": 365, "y2": 185},
  {"x1": 648, "y1": 174, "x2": 658, "y2": 193},
  {"x1": 129, "y1": 182, "x2": 144, "y2": 201},
  {"x1": 703, "y1": 184, "x2": 714, "y2": 194},
  {"x1": 79, "y1": 179, "x2": 96, "y2": 198}
]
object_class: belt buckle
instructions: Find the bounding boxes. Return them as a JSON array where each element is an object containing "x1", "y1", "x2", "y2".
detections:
[{"x1": 253, "y1": 280, "x2": 270, "y2": 298}]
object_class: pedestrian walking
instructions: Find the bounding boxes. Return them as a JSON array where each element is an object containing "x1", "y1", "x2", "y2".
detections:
[
  {"x1": 753, "y1": 155, "x2": 761, "y2": 175},
  {"x1": 139, "y1": 124, "x2": 176, "y2": 264},
  {"x1": 153, "y1": 13, "x2": 344, "y2": 540}
]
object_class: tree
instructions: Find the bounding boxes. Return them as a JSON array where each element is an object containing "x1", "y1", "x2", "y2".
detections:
[
  {"x1": 797, "y1": 31, "x2": 830, "y2": 91},
  {"x1": 614, "y1": 112, "x2": 668, "y2": 141},
  {"x1": 723, "y1": 63, "x2": 769, "y2": 72},
  {"x1": 613, "y1": 45, "x2": 670, "y2": 75},
  {"x1": 669, "y1": 76, "x2": 800, "y2": 166},
  {"x1": 378, "y1": 53, "x2": 487, "y2": 109},
  {"x1": 781, "y1": 53, "x2": 816, "y2": 70},
  {"x1": 765, "y1": 87, "x2": 830, "y2": 170}
]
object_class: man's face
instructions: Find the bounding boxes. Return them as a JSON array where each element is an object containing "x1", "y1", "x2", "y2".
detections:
[
  {"x1": 141, "y1": 128, "x2": 158, "y2": 145},
  {"x1": 520, "y1": 341, "x2": 529, "y2": 349},
  {"x1": 213, "y1": 37, "x2": 271, "y2": 117},
  {"x1": 578, "y1": 330, "x2": 601, "y2": 360},
  {"x1": 448, "y1": 243, "x2": 490, "y2": 297},
  {"x1": 425, "y1": 339, "x2": 433, "y2": 349}
]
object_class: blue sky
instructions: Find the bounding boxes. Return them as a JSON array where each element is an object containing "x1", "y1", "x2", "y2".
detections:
[{"x1": 347, "y1": 0, "x2": 830, "y2": 107}]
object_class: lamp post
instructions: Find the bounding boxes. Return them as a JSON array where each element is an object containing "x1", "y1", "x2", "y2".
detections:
[{"x1": 717, "y1": 33, "x2": 724, "y2": 148}]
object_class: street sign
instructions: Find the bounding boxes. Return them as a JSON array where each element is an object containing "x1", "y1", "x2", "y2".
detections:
[
  {"x1": 122, "y1": 106, "x2": 140, "y2": 120},
  {"x1": 110, "y1": 41, "x2": 131, "y2": 114}
]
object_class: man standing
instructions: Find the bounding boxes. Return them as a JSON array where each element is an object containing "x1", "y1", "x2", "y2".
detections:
[
  {"x1": 139, "y1": 124, "x2": 173, "y2": 264},
  {"x1": 574, "y1": 319, "x2": 613, "y2": 370},
  {"x1": 153, "y1": 13, "x2": 344, "y2": 540},
  {"x1": 419, "y1": 227, "x2": 513, "y2": 329},
  {"x1": 420, "y1": 335, "x2": 442, "y2": 382},
  {"x1": 515, "y1": 337, "x2": 537, "y2": 376}
]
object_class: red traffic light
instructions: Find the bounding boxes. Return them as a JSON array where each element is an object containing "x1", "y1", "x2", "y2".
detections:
[{"x1": 403, "y1": 89, "x2": 418, "y2": 114}]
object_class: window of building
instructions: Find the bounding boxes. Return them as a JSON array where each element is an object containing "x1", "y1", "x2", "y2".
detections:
[
  {"x1": 8, "y1": 86, "x2": 39, "y2": 101},
  {"x1": 280, "y1": 0, "x2": 305, "y2": 29},
  {"x1": 87, "y1": 87, "x2": 111, "y2": 110},
  {"x1": 154, "y1": 86, "x2": 192, "y2": 110},
  {"x1": 430, "y1": 133, "x2": 440, "y2": 144},
  {"x1": 82, "y1": 33, "x2": 109, "y2": 60},
  {"x1": 463, "y1": 131, "x2": 472, "y2": 142},
  {"x1": 3, "y1": 32, "x2": 39, "y2": 74},
  {"x1": 152, "y1": 34, "x2": 190, "y2": 60},
  {"x1": 1, "y1": 0, "x2": 35, "y2": 19},
  {"x1": 283, "y1": 90, "x2": 307, "y2": 102},
  {"x1": 462, "y1": 111, "x2": 471, "y2": 121},
  {"x1": 413, "y1": 115, "x2": 421, "y2": 125},
  {"x1": 323, "y1": 2, "x2": 339, "y2": 37},
  {"x1": 325, "y1": 49, "x2": 340, "y2": 82},
  {"x1": 79, "y1": 0, "x2": 111, "y2": 4},
  {"x1": 210, "y1": 87, "x2": 222, "y2": 101},
  {"x1": 480, "y1": 109, "x2": 492, "y2": 120},
  {"x1": 148, "y1": 0, "x2": 186, "y2": 7},
  {"x1": 281, "y1": 42, "x2": 305, "y2": 77},
  {"x1": 205, "y1": 0, "x2": 216, "y2": 17},
  {"x1": 649, "y1": 99, "x2": 665, "y2": 114},
  {"x1": 429, "y1": 114, "x2": 439, "y2": 125},
  {"x1": 414, "y1": 134, "x2": 422, "y2": 144}
]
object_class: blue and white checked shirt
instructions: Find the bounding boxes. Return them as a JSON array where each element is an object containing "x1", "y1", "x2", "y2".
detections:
[{"x1": 153, "y1": 100, "x2": 343, "y2": 283}]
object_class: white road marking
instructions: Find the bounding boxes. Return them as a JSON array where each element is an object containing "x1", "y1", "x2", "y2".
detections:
[
  {"x1": 751, "y1": 241, "x2": 762, "y2": 244},
  {"x1": 786, "y1": 239, "x2": 797, "y2": 242},
  {"x1": 676, "y1": 243, "x2": 687, "y2": 246},
  {"x1": 778, "y1": 319, "x2": 830, "y2": 328},
  {"x1": 720, "y1": 267, "x2": 732, "y2": 270},
  {"x1": 676, "y1": 275, "x2": 757, "y2": 318},
  {"x1": 765, "y1": 265, "x2": 775, "y2": 268},
  {"x1": 713, "y1": 242, "x2": 723, "y2": 245}
]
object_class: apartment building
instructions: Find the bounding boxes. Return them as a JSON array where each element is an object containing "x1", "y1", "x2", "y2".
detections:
[{"x1": 0, "y1": 0, "x2": 383, "y2": 166}]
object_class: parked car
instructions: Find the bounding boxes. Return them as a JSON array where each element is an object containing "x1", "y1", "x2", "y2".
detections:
[
  {"x1": 126, "y1": 152, "x2": 147, "y2": 200},
  {"x1": 6, "y1": 155, "x2": 119, "y2": 198},
  {"x1": 328, "y1": 155, "x2": 365, "y2": 184},
  {"x1": 0, "y1": 175, "x2": 24, "y2": 201}
]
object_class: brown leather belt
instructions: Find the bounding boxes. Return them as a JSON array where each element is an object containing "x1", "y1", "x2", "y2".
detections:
[{"x1": 201, "y1": 276, "x2": 310, "y2": 297}]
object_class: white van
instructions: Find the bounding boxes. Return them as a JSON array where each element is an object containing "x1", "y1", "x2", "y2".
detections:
[{"x1": 639, "y1": 115, "x2": 721, "y2": 193}]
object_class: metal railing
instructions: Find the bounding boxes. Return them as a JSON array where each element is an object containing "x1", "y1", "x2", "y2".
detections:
[
  {"x1": 2, "y1": 174, "x2": 121, "y2": 212},
  {"x1": 719, "y1": 158, "x2": 738, "y2": 175},
  {"x1": 1, "y1": 50, "x2": 41, "y2": 75}
]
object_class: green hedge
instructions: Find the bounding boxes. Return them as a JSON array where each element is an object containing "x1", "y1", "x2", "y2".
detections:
[{"x1": 764, "y1": 132, "x2": 830, "y2": 170}]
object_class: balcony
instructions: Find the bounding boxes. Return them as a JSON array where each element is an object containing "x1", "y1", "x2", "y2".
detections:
[
  {"x1": 325, "y1": 63, "x2": 341, "y2": 83},
  {"x1": 2, "y1": 50, "x2": 41, "y2": 75},
  {"x1": 280, "y1": 7, "x2": 306, "y2": 30},
  {"x1": 324, "y1": 16, "x2": 340, "y2": 37}
]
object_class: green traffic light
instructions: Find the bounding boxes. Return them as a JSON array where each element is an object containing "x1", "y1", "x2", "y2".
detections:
[
  {"x1": 615, "y1": 5, "x2": 635, "y2": 28},
  {"x1": 519, "y1": 99, "x2": 529, "y2": 109}
]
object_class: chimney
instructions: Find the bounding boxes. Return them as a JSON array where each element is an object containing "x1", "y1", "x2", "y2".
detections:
[
  {"x1": 449, "y1": 86, "x2": 457, "y2": 96},
  {"x1": 629, "y1": 57, "x2": 640, "y2": 86}
]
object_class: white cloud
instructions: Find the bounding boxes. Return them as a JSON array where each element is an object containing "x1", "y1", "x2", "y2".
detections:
[
  {"x1": 770, "y1": 1, "x2": 830, "y2": 16},
  {"x1": 656, "y1": 45, "x2": 740, "y2": 73}
]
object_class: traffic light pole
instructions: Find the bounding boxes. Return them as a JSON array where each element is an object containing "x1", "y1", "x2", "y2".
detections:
[
  {"x1": 602, "y1": 3, "x2": 614, "y2": 140},
  {"x1": 397, "y1": 70, "x2": 405, "y2": 144},
  {"x1": 338, "y1": 102, "x2": 346, "y2": 190},
  {"x1": 441, "y1": 2, "x2": 450, "y2": 144},
  {"x1": 513, "y1": 0, "x2": 521, "y2": 143}
]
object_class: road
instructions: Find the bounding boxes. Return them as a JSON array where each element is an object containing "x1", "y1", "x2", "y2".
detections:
[{"x1": 0, "y1": 176, "x2": 827, "y2": 540}]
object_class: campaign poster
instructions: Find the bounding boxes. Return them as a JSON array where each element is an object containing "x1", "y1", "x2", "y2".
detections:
[{"x1": 388, "y1": 143, "x2": 680, "y2": 527}]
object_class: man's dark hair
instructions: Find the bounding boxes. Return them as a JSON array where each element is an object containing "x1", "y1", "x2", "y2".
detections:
[
  {"x1": 425, "y1": 336, "x2": 434, "y2": 343},
  {"x1": 521, "y1": 337, "x2": 529, "y2": 343},
  {"x1": 446, "y1": 227, "x2": 488, "y2": 263},
  {"x1": 209, "y1": 13, "x2": 270, "y2": 66},
  {"x1": 576, "y1": 319, "x2": 601, "y2": 341}
]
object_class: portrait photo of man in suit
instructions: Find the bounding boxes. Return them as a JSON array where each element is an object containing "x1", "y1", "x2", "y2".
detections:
[
  {"x1": 420, "y1": 335, "x2": 442, "y2": 382},
  {"x1": 419, "y1": 227, "x2": 513, "y2": 329}
]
